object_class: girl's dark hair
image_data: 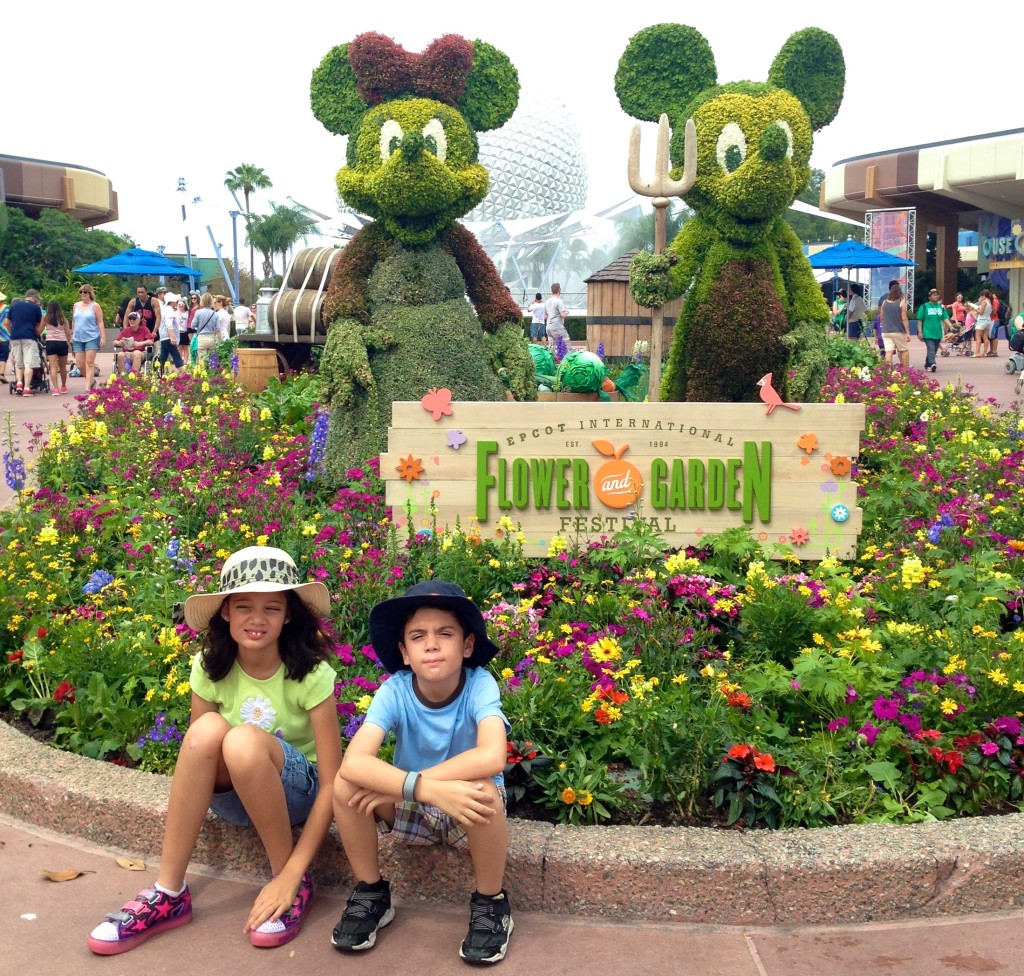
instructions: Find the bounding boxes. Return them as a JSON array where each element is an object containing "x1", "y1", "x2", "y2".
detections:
[
  {"x1": 887, "y1": 282, "x2": 902, "y2": 301},
  {"x1": 44, "y1": 301, "x2": 66, "y2": 327},
  {"x1": 200, "y1": 590, "x2": 331, "y2": 682},
  {"x1": 534, "y1": 293, "x2": 543, "y2": 301}
]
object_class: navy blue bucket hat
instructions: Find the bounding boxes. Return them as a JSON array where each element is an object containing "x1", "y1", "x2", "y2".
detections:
[{"x1": 369, "y1": 580, "x2": 501, "y2": 674}]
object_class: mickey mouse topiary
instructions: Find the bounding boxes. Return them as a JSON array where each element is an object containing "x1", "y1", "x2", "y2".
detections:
[
  {"x1": 616, "y1": 24, "x2": 845, "y2": 403},
  {"x1": 310, "y1": 33, "x2": 536, "y2": 480}
]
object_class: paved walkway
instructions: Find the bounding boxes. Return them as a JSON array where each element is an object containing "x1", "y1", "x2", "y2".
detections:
[{"x1": 3, "y1": 816, "x2": 1023, "y2": 976}]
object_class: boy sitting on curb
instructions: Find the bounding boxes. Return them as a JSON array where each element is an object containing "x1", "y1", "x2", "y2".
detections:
[{"x1": 331, "y1": 581, "x2": 513, "y2": 965}]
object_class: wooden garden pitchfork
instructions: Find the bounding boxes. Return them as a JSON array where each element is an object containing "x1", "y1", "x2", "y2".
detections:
[{"x1": 627, "y1": 114, "x2": 696, "y2": 401}]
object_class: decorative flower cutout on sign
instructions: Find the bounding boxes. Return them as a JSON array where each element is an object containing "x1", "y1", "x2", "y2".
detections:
[
  {"x1": 830, "y1": 455, "x2": 852, "y2": 477},
  {"x1": 447, "y1": 429, "x2": 467, "y2": 450},
  {"x1": 796, "y1": 432, "x2": 819, "y2": 455},
  {"x1": 789, "y1": 527, "x2": 810, "y2": 546},
  {"x1": 396, "y1": 454, "x2": 425, "y2": 482},
  {"x1": 421, "y1": 387, "x2": 453, "y2": 421},
  {"x1": 831, "y1": 504, "x2": 850, "y2": 523}
]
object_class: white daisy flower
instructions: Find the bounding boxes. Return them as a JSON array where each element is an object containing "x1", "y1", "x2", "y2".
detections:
[{"x1": 239, "y1": 696, "x2": 276, "y2": 730}]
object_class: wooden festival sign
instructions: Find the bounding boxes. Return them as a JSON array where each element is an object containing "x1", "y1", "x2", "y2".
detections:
[{"x1": 381, "y1": 391, "x2": 866, "y2": 559}]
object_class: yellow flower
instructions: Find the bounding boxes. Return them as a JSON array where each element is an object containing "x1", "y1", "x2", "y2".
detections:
[
  {"x1": 260, "y1": 407, "x2": 272, "y2": 421},
  {"x1": 37, "y1": 524, "x2": 59, "y2": 546},
  {"x1": 357, "y1": 695, "x2": 373, "y2": 713},
  {"x1": 577, "y1": 790, "x2": 593, "y2": 806},
  {"x1": 672, "y1": 674, "x2": 688, "y2": 685},
  {"x1": 986, "y1": 668, "x2": 1009, "y2": 686},
  {"x1": 940, "y1": 698, "x2": 959, "y2": 715},
  {"x1": 500, "y1": 668, "x2": 514, "y2": 680}
]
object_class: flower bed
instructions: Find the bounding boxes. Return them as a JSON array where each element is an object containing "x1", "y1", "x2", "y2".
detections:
[{"x1": 1, "y1": 363, "x2": 1022, "y2": 829}]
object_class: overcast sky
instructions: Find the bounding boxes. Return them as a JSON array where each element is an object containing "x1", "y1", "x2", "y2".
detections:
[{"x1": 7, "y1": 1, "x2": 1021, "y2": 258}]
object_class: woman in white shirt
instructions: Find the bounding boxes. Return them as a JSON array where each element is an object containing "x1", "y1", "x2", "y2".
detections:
[{"x1": 213, "y1": 296, "x2": 232, "y2": 343}]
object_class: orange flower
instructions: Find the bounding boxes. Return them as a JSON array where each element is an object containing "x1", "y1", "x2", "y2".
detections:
[
  {"x1": 789, "y1": 527, "x2": 810, "y2": 547},
  {"x1": 594, "y1": 707, "x2": 612, "y2": 725},
  {"x1": 727, "y1": 691, "x2": 752, "y2": 708},
  {"x1": 753, "y1": 752, "x2": 776, "y2": 773},
  {"x1": 561, "y1": 787, "x2": 577, "y2": 804},
  {"x1": 396, "y1": 454, "x2": 425, "y2": 482},
  {"x1": 830, "y1": 455, "x2": 852, "y2": 476},
  {"x1": 728, "y1": 744, "x2": 752, "y2": 761}
]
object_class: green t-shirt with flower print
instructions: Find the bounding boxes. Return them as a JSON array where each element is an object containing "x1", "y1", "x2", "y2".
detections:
[{"x1": 189, "y1": 655, "x2": 335, "y2": 761}]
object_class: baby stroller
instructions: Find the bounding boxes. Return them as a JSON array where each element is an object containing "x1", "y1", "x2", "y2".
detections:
[
  {"x1": 1004, "y1": 327, "x2": 1024, "y2": 394},
  {"x1": 940, "y1": 322, "x2": 974, "y2": 357},
  {"x1": 8, "y1": 337, "x2": 50, "y2": 395}
]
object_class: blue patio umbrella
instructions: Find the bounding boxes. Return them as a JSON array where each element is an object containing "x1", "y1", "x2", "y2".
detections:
[
  {"x1": 808, "y1": 238, "x2": 916, "y2": 271},
  {"x1": 74, "y1": 247, "x2": 203, "y2": 280}
]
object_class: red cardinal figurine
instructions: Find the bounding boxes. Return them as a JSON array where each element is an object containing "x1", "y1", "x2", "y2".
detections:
[{"x1": 757, "y1": 373, "x2": 800, "y2": 415}]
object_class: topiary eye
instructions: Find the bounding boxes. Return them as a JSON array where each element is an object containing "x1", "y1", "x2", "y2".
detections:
[
  {"x1": 380, "y1": 119, "x2": 404, "y2": 161},
  {"x1": 716, "y1": 123, "x2": 747, "y2": 174},
  {"x1": 422, "y1": 119, "x2": 447, "y2": 162}
]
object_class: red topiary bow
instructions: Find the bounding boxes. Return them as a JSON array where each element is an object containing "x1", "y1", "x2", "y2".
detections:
[{"x1": 348, "y1": 32, "x2": 473, "y2": 108}]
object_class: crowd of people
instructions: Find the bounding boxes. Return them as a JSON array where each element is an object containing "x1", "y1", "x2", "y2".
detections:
[
  {"x1": 830, "y1": 281, "x2": 1016, "y2": 373},
  {"x1": 0, "y1": 285, "x2": 257, "y2": 394}
]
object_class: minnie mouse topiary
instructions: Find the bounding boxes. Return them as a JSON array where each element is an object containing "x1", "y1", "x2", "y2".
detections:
[{"x1": 310, "y1": 33, "x2": 536, "y2": 480}]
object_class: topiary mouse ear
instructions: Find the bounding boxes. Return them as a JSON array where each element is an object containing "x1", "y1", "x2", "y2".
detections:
[
  {"x1": 615, "y1": 24, "x2": 717, "y2": 124},
  {"x1": 768, "y1": 28, "x2": 845, "y2": 131},
  {"x1": 310, "y1": 43, "x2": 370, "y2": 137},
  {"x1": 461, "y1": 41, "x2": 519, "y2": 132}
]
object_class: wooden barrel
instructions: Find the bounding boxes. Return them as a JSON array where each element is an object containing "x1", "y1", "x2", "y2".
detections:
[
  {"x1": 286, "y1": 247, "x2": 343, "y2": 290},
  {"x1": 237, "y1": 348, "x2": 280, "y2": 393},
  {"x1": 267, "y1": 289, "x2": 330, "y2": 340}
]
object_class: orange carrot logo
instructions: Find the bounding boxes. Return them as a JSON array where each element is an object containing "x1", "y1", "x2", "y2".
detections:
[{"x1": 592, "y1": 440, "x2": 643, "y2": 509}]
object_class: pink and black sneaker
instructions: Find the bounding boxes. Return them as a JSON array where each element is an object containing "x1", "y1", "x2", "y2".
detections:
[
  {"x1": 87, "y1": 885, "x2": 192, "y2": 955},
  {"x1": 250, "y1": 871, "x2": 314, "y2": 948}
]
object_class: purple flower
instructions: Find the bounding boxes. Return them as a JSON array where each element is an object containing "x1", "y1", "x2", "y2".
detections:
[
  {"x1": 3, "y1": 451, "x2": 26, "y2": 492},
  {"x1": 873, "y1": 696, "x2": 901, "y2": 721},
  {"x1": 305, "y1": 407, "x2": 330, "y2": 481},
  {"x1": 993, "y1": 716, "x2": 1021, "y2": 736},
  {"x1": 898, "y1": 712, "x2": 922, "y2": 735},
  {"x1": 980, "y1": 741, "x2": 1000, "y2": 756},
  {"x1": 845, "y1": 685, "x2": 858, "y2": 704},
  {"x1": 859, "y1": 722, "x2": 880, "y2": 746},
  {"x1": 827, "y1": 717, "x2": 850, "y2": 732}
]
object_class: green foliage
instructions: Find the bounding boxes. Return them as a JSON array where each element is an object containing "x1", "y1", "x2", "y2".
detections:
[
  {"x1": 629, "y1": 252, "x2": 677, "y2": 308},
  {"x1": 310, "y1": 43, "x2": 366, "y2": 139},
  {"x1": 615, "y1": 23, "x2": 717, "y2": 124},
  {"x1": 825, "y1": 333, "x2": 880, "y2": 369},
  {"x1": 461, "y1": 40, "x2": 519, "y2": 132},
  {"x1": 535, "y1": 749, "x2": 633, "y2": 826},
  {"x1": 768, "y1": 28, "x2": 845, "y2": 131},
  {"x1": 0, "y1": 208, "x2": 132, "y2": 292},
  {"x1": 780, "y1": 318, "x2": 829, "y2": 402}
]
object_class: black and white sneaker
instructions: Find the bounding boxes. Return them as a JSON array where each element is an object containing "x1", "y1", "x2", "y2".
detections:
[
  {"x1": 459, "y1": 890, "x2": 513, "y2": 965},
  {"x1": 331, "y1": 880, "x2": 394, "y2": 951}
]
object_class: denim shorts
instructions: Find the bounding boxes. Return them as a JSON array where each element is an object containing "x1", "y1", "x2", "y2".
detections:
[
  {"x1": 72, "y1": 338, "x2": 101, "y2": 353},
  {"x1": 210, "y1": 737, "x2": 319, "y2": 827}
]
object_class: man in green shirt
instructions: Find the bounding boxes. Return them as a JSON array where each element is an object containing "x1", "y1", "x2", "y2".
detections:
[{"x1": 914, "y1": 288, "x2": 949, "y2": 373}]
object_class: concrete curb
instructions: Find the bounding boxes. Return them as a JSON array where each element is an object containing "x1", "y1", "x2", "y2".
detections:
[{"x1": 4, "y1": 722, "x2": 1024, "y2": 925}]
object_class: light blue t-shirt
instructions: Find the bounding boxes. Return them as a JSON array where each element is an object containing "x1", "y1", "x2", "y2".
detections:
[{"x1": 365, "y1": 668, "x2": 509, "y2": 787}]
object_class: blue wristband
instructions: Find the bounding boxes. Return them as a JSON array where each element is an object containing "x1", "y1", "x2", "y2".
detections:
[{"x1": 402, "y1": 770, "x2": 420, "y2": 803}]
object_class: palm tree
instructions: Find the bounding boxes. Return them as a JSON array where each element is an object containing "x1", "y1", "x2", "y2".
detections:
[
  {"x1": 245, "y1": 203, "x2": 319, "y2": 284},
  {"x1": 224, "y1": 164, "x2": 272, "y2": 302}
]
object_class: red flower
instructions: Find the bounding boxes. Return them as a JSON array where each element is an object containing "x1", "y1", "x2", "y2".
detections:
[
  {"x1": 594, "y1": 708, "x2": 612, "y2": 725},
  {"x1": 53, "y1": 681, "x2": 76, "y2": 704},
  {"x1": 727, "y1": 691, "x2": 753, "y2": 709},
  {"x1": 728, "y1": 744, "x2": 752, "y2": 761},
  {"x1": 36, "y1": 627, "x2": 48, "y2": 638},
  {"x1": 914, "y1": 729, "x2": 942, "y2": 740},
  {"x1": 7, "y1": 650, "x2": 24, "y2": 663},
  {"x1": 753, "y1": 753, "x2": 776, "y2": 773}
]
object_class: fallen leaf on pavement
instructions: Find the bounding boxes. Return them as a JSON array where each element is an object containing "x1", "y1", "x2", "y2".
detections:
[
  {"x1": 115, "y1": 856, "x2": 146, "y2": 871},
  {"x1": 40, "y1": 868, "x2": 94, "y2": 882}
]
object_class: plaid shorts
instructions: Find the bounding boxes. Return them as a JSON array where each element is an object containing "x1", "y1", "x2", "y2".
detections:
[{"x1": 378, "y1": 785, "x2": 507, "y2": 851}]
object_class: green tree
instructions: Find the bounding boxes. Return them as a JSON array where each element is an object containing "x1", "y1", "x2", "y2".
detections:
[
  {"x1": 245, "y1": 203, "x2": 318, "y2": 284},
  {"x1": 784, "y1": 168, "x2": 852, "y2": 243},
  {"x1": 0, "y1": 208, "x2": 132, "y2": 290},
  {"x1": 611, "y1": 202, "x2": 692, "y2": 256},
  {"x1": 224, "y1": 164, "x2": 273, "y2": 301}
]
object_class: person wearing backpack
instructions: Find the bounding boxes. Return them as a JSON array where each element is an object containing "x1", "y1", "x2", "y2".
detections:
[{"x1": 989, "y1": 292, "x2": 1012, "y2": 356}]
